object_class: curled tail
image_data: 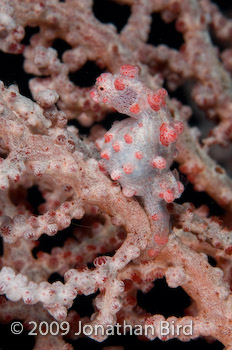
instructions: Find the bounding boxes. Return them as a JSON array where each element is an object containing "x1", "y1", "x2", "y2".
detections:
[
  {"x1": 142, "y1": 170, "x2": 184, "y2": 258},
  {"x1": 142, "y1": 188, "x2": 171, "y2": 258}
]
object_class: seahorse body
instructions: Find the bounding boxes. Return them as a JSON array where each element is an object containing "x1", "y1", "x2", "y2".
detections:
[{"x1": 91, "y1": 65, "x2": 184, "y2": 257}]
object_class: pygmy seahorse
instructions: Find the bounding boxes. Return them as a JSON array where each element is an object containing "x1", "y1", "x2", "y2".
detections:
[{"x1": 90, "y1": 65, "x2": 184, "y2": 257}]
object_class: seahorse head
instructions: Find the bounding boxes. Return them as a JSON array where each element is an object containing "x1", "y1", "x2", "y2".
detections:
[{"x1": 90, "y1": 72, "x2": 114, "y2": 104}]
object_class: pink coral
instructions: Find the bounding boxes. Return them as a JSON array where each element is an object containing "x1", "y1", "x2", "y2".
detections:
[{"x1": 0, "y1": 0, "x2": 231, "y2": 350}]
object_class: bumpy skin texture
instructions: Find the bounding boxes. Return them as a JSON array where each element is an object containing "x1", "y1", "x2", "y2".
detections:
[{"x1": 91, "y1": 65, "x2": 184, "y2": 255}]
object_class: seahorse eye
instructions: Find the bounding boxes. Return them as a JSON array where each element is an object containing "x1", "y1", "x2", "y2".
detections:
[{"x1": 98, "y1": 86, "x2": 104, "y2": 91}]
